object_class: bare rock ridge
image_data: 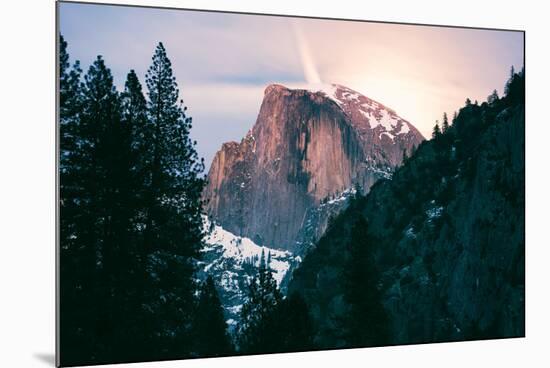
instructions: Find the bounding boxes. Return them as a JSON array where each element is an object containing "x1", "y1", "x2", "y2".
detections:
[{"x1": 203, "y1": 83, "x2": 424, "y2": 251}]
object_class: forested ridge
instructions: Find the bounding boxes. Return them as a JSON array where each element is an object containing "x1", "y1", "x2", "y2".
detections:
[{"x1": 288, "y1": 68, "x2": 525, "y2": 348}]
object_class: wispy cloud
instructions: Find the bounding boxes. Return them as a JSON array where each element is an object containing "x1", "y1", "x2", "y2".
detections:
[{"x1": 291, "y1": 20, "x2": 322, "y2": 84}]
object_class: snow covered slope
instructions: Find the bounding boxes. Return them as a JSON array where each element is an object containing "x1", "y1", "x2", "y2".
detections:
[
  {"x1": 291, "y1": 83, "x2": 417, "y2": 143},
  {"x1": 197, "y1": 217, "x2": 301, "y2": 329}
]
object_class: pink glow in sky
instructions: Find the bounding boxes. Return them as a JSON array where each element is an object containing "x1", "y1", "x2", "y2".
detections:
[{"x1": 60, "y1": 3, "x2": 524, "y2": 166}]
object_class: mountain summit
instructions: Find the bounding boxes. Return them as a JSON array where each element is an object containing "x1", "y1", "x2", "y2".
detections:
[{"x1": 203, "y1": 83, "x2": 424, "y2": 251}]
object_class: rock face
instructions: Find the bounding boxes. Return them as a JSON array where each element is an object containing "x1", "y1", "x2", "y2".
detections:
[{"x1": 203, "y1": 83, "x2": 424, "y2": 251}]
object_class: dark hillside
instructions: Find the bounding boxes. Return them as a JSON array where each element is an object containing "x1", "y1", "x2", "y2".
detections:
[{"x1": 289, "y1": 70, "x2": 525, "y2": 348}]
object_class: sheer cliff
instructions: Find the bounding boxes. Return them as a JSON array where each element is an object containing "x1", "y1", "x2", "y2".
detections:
[{"x1": 203, "y1": 84, "x2": 424, "y2": 251}]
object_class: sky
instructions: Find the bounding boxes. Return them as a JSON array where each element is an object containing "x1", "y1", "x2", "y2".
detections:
[{"x1": 59, "y1": 2, "x2": 524, "y2": 169}]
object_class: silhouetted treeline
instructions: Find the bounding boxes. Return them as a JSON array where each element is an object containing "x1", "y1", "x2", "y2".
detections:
[{"x1": 59, "y1": 36, "x2": 231, "y2": 366}]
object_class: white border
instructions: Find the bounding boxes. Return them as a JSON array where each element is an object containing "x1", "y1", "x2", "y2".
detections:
[{"x1": 1, "y1": 1, "x2": 548, "y2": 367}]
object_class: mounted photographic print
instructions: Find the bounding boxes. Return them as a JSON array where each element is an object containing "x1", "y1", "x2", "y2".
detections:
[{"x1": 56, "y1": 1, "x2": 525, "y2": 366}]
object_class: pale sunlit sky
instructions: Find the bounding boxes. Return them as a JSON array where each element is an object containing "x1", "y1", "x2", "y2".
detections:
[{"x1": 59, "y1": 2, "x2": 524, "y2": 168}]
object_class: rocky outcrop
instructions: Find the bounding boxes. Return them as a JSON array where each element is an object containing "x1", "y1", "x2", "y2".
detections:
[{"x1": 203, "y1": 83, "x2": 424, "y2": 251}]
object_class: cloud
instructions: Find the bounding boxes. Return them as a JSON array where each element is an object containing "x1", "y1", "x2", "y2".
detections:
[{"x1": 291, "y1": 20, "x2": 322, "y2": 84}]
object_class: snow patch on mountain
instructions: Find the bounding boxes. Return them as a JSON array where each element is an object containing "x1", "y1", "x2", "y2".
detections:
[
  {"x1": 202, "y1": 217, "x2": 293, "y2": 285},
  {"x1": 397, "y1": 121, "x2": 410, "y2": 134},
  {"x1": 286, "y1": 83, "x2": 415, "y2": 143},
  {"x1": 198, "y1": 216, "x2": 301, "y2": 328}
]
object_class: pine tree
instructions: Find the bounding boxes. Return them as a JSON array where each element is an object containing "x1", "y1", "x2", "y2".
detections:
[
  {"x1": 487, "y1": 89, "x2": 499, "y2": 105},
  {"x1": 141, "y1": 42, "x2": 206, "y2": 358},
  {"x1": 432, "y1": 121, "x2": 441, "y2": 139},
  {"x1": 58, "y1": 35, "x2": 82, "y2": 263},
  {"x1": 60, "y1": 51, "x2": 131, "y2": 364},
  {"x1": 79, "y1": 55, "x2": 123, "y2": 258},
  {"x1": 59, "y1": 35, "x2": 82, "y2": 177},
  {"x1": 113, "y1": 70, "x2": 155, "y2": 360},
  {"x1": 79, "y1": 55, "x2": 132, "y2": 362},
  {"x1": 192, "y1": 276, "x2": 234, "y2": 357},
  {"x1": 143, "y1": 42, "x2": 205, "y2": 256},
  {"x1": 121, "y1": 70, "x2": 153, "y2": 191},
  {"x1": 343, "y1": 216, "x2": 389, "y2": 347},
  {"x1": 505, "y1": 65, "x2": 515, "y2": 96},
  {"x1": 442, "y1": 112, "x2": 449, "y2": 133},
  {"x1": 59, "y1": 34, "x2": 90, "y2": 365},
  {"x1": 119, "y1": 69, "x2": 152, "y2": 286}
]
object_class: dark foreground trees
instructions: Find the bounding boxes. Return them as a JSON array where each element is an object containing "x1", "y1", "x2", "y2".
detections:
[
  {"x1": 59, "y1": 37, "x2": 230, "y2": 365},
  {"x1": 192, "y1": 276, "x2": 234, "y2": 357},
  {"x1": 237, "y1": 251, "x2": 283, "y2": 353},
  {"x1": 237, "y1": 251, "x2": 315, "y2": 354},
  {"x1": 343, "y1": 216, "x2": 389, "y2": 347}
]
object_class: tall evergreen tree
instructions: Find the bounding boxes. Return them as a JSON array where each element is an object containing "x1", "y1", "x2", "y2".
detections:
[
  {"x1": 59, "y1": 35, "x2": 82, "y2": 175},
  {"x1": 432, "y1": 121, "x2": 441, "y2": 139},
  {"x1": 143, "y1": 42, "x2": 205, "y2": 256},
  {"x1": 119, "y1": 69, "x2": 152, "y2": 298},
  {"x1": 504, "y1": 65, "x2": 515, "y2": 96},
  {"x1": 442, "y1": 112, "x2": 450, "y2": 133},
  {"x1": 59, "y1": 34, "x2": 89, "y2": 365},
  {"x1": 141, "y1": 42, "x2": 206, "y2": 358},
  {"x1": 109, "y1": 70, "x2": 155, "y2": 360},
  {"x1": 121, "y1": 69, "x2": 153, "y2": 199},
  {"x1": 487, "y1": 89, "x2": 499, "y2": 105},
  {"x1": 78, "y1": 55, "x2": 130, "y2": 361},
  {"x1": 59, "y1": 34, "x2": 82, "y2": 260},
  {"x1": 79, "y1": 55, "x2": 122, "y2": 253},
  {"x1": 343, "y1": 216, "x2": 389, "y2": 347},
  {"x1": 192, "y1": 276, "x2": 234, "y2": 357},
  {"x1": 60, "y1": 51, "x2": 130, "y2": 364}
]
